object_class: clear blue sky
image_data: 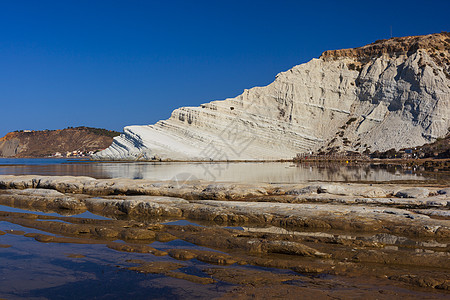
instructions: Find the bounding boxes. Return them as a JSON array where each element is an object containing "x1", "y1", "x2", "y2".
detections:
[{"x1": 1, "y1": 0, "x2": 449, "y2": 137}]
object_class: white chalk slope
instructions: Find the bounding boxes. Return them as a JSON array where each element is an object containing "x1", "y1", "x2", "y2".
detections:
[{"x1": 95, "y1": 33, "x2": 450, "y2": 161}]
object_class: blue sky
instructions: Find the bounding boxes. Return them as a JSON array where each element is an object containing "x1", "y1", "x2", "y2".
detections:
[{"x1": 1, "y1": 0, "x2": 449, "y2": 137}]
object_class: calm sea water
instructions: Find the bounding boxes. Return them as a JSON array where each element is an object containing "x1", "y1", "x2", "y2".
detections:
[
  {"x1": 0, "y1": 158, "x2": 434, "y2": 183},
  {"x1": 0, "y1": 209, "x2": 228, "y2": 299}
]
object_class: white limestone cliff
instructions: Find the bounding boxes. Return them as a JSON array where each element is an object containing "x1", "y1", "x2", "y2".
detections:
[{"x1": 94, "y1": 33, "x2": 450, "y2": 161}]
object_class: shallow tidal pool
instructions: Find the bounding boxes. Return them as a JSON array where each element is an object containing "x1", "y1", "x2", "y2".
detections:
[{"x1": 0, "y1": 205, "x2": 449, "y2": 299}]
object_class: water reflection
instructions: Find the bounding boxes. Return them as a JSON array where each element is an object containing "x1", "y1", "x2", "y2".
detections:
[
  {"x1": 0, "y1": 222, "x2": 227, "y2": 299},
  {"x1": 94, "y1": 162, "x2": 431, "y2": 183},
  {"x1": 0, "y1": 205, "x2": 110, "y2": 220},
  {"x1": 0, "y1": 158, "x2": 437, "y2": 183}
]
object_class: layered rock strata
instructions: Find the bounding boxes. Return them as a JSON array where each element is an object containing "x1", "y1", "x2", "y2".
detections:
[
  {"x1": 1, "y1": 175, "x2": 449, "y2": 294},
  {"x1": 2, "y1": 209, "x2": 450, "y2": 293},
  {"x1": 94, "y1": 32, "x2": 450, "y2": 160},
  {"x1": 0, "y1": 175, "x2": 449, "y2": 238}
]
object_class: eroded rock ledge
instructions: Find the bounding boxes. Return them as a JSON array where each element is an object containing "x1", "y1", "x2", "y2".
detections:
[
  {"x1": 93, "y1": 33, "x2": 450, "y2": 161},
  {"x1": 0, "y1": 175, "x2": 448, "y2": 238},
  {"x1": 0, "y1": 174, "x2": 449, "y2": 294}
]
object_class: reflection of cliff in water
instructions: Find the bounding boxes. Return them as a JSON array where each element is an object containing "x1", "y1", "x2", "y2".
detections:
[
  {"x1": 298, "y1": 161, "x2": 449, "y2": 183},
  {"x1": 0, "y1": 162, "x2": 110, "y2": 179},
  {"x1": 368, "y1": 163, "x2": 450, "y2": 183},
  {"x1": 92, "y1": 162, "x2": 430, "y2": 183},
  {"x1": 0, "y1": 160, "x2": 438, "y2": 183}
]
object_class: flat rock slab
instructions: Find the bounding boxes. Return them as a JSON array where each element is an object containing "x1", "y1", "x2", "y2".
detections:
[
  {"x1": 0, "y1": 175, "x2": 449, "y2": 238},
  {"x1": 82, "y1": 196, "x2": 450, "y2": 237},
  {"x1": 0, "y1": 175, "x2": 447, "y2": 201},
  {"x1": 84, "y1": 196, "x2": 187, "y2": 218},
  {"x1": 0, "y1": 188, "x2": 87, "y2": 211},
  {"x1": 300, "y1": 194, "x2": 449, "y2": 207},
  {"x1": 395, "y1": 188, "x2": 430, "y2": 198}
]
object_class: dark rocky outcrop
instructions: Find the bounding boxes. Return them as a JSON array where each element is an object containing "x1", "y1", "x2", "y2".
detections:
[{"x1": 0, "y1": 127, "x2": 120, "y2": 157}]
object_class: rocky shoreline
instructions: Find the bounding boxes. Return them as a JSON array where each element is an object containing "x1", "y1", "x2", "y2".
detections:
[
  {"x1": 0, "y1": 175, "x2": 448, "y2": 235},
  {"x1": 0, "y1": 175, "x2": 449, "y2": 297}
]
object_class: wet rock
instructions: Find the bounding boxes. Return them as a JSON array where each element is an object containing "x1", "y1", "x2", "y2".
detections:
[
  {"x1": 84, "y1": 196, "x2": 184, "y2": 218},
  {"x1": 291, "y1": 265, "x2": 325, "y2": 274},
  {"x1": 4, "y1": 230, "x2": 26, "y2": 235},
  {"x1": 219, "y1": 281, "x2": 419, "y2": 299},
  {"x1": 156, "y1": 232, "x2": 177, "y2": 242},
  {"x1": 0, "y1": 188, "x2": 87, "y2": 211},
  {"x1": 66, "y1": 253, "x2": 86, "y2": 258},
  {"x1": 351, "y1": 248, "x2": 450, "y2": 268},
  {"x1": 33, "y1": 234, "x2": 55, "y2": 242},
  {"x1": 107, "y1": 242, "x2": 167, "y2": 255},
  {"x1": 166, "y1": 249, "x2": 239, "y2": 265},
  {"x1": 195, "y1": 251, "x2": 237, "y2": 265},
  {"x1": 365, "y1": 233, "x2": 414, "y2": 246},
  {"x1": 1, "y1": 207, "x2": 449, "y2": 294},
  {"x1": 92, "y1": 227, "x2": 120, "y2": 239},
  {"x1": 124, "y1": 259, "x2": 215, "y2": 284},
  {"x1": 2, "y1": 189, "x2": 450, "y2": 238},
  {"x1": 389, "y1": 274, "x2": 450, "y2": 290},
  {"x1": 263, "y1": 240, "x2": 330, "y2": 258},
  {"x1": 187, "y1": 200, "x2": 449, "y2": 238},
  {"x1": 168, "y1": 249, "x2": 197, "y2": 260},
  {"x1": 119, "y1": 228, "x2": 156, "y2": 240},
  {"x1": 204, "y1": 267, "x2": 301, "y2": 285},
  {"x1": 2, "y1": 216, "x2": 120, "y2": 240},
  {"x1": 166, "y1": 271, "x2": 216, "y2": 284},
  {"x1": 127, "y1": 261, "x2": 184, "y2": 274}
]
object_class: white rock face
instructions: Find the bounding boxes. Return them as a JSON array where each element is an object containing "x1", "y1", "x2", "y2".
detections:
[{"x1": 95, "y1": 33, "x2": 450, "y2": 161}]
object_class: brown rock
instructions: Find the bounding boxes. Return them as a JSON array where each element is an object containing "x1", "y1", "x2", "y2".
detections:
[
  {"x1": 107, "y1": 242, "x2": 167, "y2": 256},
  {"x1": 168, "y1": 249, "x2": 197, "y2": 260},
  {"x1": 156, "y1": 232, "x2": 177, "y2": 242},
  {"x1": 166, "y1": 271, "x2": 215, "y2": 284},
  {"x1": 119, "y1": 228, "x2": 156, "y2": 240},
  {"x1": 127, "y1": 261, "x2": 184, "y2": 274}
]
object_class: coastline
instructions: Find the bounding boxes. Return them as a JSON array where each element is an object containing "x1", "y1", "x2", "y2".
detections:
[
  {"x1": 0, "y1": 174, "x2": 449, "y2": 296},
  {"x1": 2, "y1": 155, "x2": 448, "y2": 168}
]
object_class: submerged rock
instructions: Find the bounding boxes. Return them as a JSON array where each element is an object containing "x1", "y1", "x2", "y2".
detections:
[
  {"x1": 0, "y1": 188, "x2": 87, "y2": 211},
  {"x1": 1, "y1": 208, "x2": 449, "y2": 294}
]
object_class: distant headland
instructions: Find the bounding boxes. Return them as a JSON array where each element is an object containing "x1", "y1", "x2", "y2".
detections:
[{"x1": 0, "y1": 127, "x2": 120, "y2": 158}]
